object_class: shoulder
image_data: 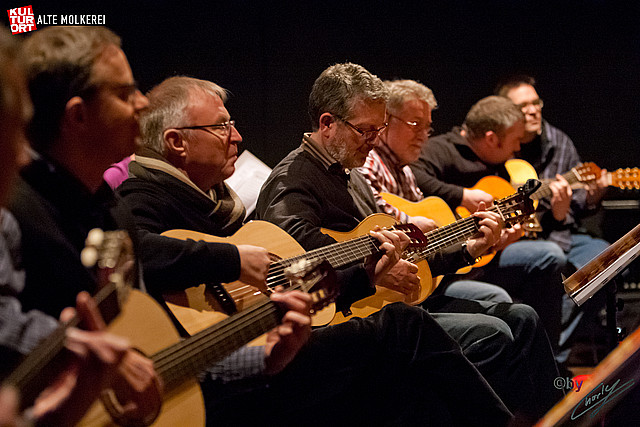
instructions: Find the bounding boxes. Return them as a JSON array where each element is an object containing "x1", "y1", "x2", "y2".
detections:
[{"x1": 543, "y1": 120, "x2": 574, "y2": 146}]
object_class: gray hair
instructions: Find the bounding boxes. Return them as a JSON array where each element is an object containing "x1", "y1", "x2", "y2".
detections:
[
  {"x1": 21, "y1": 26, "x2": 121, "y2": 152},
  {"x1": 308, "y1": 62, "x2": 388, "y2": 131},
  {"x1": 140, "y1": 76, "x2": 228, "y2": 155},
  {"x1": 463, "y1": 96, "x2": 524, "y2": 141},
  {"x1": 384, "y1": 79, "x2": 437, "y2": 114}
]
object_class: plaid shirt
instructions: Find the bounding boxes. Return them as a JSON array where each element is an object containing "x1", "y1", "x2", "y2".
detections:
[
  {"x1": 358, "y1": 143, "x2": 424, "y2": 222},
  {"x1": 518, "y1": 120, "x2": 589, "y2": 250}
]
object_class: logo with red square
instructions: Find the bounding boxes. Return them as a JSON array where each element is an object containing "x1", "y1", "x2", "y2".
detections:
[{"x1": 7, "y1": 5, "x2": 37, "y2": 34}]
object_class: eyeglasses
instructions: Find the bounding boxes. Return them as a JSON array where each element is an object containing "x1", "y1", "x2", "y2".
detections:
[
  {"x1": 389, "y1": 114, "x2": 434, "y2": 136},
  {"x1": 172, "y1": 120, "x2": 236, "y2": 139},
  {"x1": 515, "y1": 98, "x2": 544, "y2": 112},
  {"x1": 334, "y1": 115, "x2": 388, "y2": 142}
]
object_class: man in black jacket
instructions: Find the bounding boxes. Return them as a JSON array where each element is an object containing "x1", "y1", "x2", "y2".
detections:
[{"x1": 118, "y1": 74, "x2": 513, "y2": 425}]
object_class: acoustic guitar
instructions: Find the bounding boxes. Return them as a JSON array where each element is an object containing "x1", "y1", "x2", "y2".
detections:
[
  {"x1": 326, "y1": 179, "x2": 539, "y2": 324},
  {"x1": 450, "y1": 161, "x2": 602, "y2": 266},
  {"x1": 160, "y1": 221, "x2": 426, "y2": 334},
  {"x1": 380, "y1": 194, "x2": 474, "y2": 274},
  {"x1": 78, "y1": 258, "x2": 339, "y2": 427},
  {"x1": 0, "y1": 229, "x2": 161, "y2": 426}
]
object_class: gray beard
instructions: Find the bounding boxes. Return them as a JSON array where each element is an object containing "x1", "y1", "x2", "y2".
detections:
[{"x1": 325, "y1": 134, "x2": 364, "y2": 169}]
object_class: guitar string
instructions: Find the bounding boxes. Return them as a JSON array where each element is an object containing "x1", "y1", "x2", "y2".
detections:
[
  {"x1": 154, "y1": 282, "x2": 315, "y2": 387},
  {"x1": 5, "y1": 280, "x2": 119, "y2": 394},
  {"x1": 266, "y1": 197, "x2": 521, "y2": 288},
  {"x1": 223, "y1": 196, "x2": 526, "y2": 302},
  {"x1": 155, "y1": 301, "x2": 279, "y2": 387},
  {"x1": 155, "y1": 197, "x2": 529, "y2": 386}
]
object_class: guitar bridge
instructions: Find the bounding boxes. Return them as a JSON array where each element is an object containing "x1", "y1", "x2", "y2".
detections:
[{"x1": 205, "y1": 282, "x2": 238, "y2": 314}]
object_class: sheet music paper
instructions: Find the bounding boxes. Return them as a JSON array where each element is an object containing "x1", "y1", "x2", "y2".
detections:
[{"x1": 225, "y1": 150, "x2": 272, "y2": 218}]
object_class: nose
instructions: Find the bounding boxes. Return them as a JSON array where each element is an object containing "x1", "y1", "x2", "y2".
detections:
[
  {"x1": 228, "y1": 123, "x2": 242, "y2": 145},
  {"x1": 133, "y1": 89, "x2": 149, "y2": 111}
]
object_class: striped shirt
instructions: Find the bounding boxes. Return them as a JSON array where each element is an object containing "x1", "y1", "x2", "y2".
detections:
[{"x1": 358, "y1": 143, "x2": 424, "y2": 222}]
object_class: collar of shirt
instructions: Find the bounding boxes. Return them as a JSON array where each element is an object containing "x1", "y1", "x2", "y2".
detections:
[{"x1": 301, "y1": 133, "x2": 351, "y2": 177}]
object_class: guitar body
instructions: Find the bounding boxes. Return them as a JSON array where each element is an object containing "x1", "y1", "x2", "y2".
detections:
[
  {"x1": 455, "y1": 172, "x2": 536, "y2": 267},
  {"x1": 380, "y1": 193, "x2": 456, "y2": 227},
  {"x1": 455, "y1": 175, "x2": 519, "y2": 218},
  {"x1": 161, "y1": 221, "x2": 336, "y2": 334},
  {"x1": 78, "y1": 290, "x2": 205, "y2": 427},
  {"x1": 505, "y1": 158, "x2": 539, "y2": 187},
  {"x1": 321, "y1": 214, "x2": 435, "y2": 324}
]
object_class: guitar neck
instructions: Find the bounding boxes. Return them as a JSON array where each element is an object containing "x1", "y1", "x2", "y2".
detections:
[
  {"x1": 530, "y1": 169, "x2": 582, "y2": 200},
  {"x1": 266, "y1": 235, "x2": 379, "y2": 289},
  {"x1": 4, "y1": 281, "x2": 121, "y2": 410},
  {"x1": 408, "y1": 214, "x2": 481, "y2": 263},
  {"x1": 153, "y1": 294, "x2": 281, "y2": 390}
]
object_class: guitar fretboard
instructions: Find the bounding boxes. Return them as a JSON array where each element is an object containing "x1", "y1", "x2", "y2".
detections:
[
  {"x1": 153, "y1": 294, "x2": 281, "y2": 390},
  {"x1": 530, "y1": 168, "x2": 581, "y2": 200},
  {"x1": 265, "y1": 235, "x2": 380, "y2": 289}
]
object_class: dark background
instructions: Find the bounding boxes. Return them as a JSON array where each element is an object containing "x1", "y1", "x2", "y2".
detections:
[{"x1": 4, "y1": 0, "x2": 639, "y2": 171}]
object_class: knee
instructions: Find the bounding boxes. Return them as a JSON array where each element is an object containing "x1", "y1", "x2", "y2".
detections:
[
  {"x1": 498, "y1": 303, "x2": 541, "y2": 337},
  {"x1": 462, "y1": 316, "x2": 514, "y2": 357},
  {"x1": 531, "y1": 242, "x2": 567, "y2": 274}
]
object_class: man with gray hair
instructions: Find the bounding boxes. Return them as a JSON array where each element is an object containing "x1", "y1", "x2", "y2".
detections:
[
  {"x1": 411, "y1": 95, "x2": 568, "y2": 360},
  {"x1": 255, "y1": 63, "x2": 522, "y2": 424},
  {"x1": 359, "y1": 80, "x2": 563, "y2": 420},
  {"x1": 120, "y1": 72, "x2": 512, "y2": 425}
]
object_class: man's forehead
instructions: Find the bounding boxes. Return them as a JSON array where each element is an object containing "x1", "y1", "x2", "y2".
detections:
[
  {"x1": 401, "y1": 98, "x2": 431, "y2": 118},
  {"x1": 349, "y1": 98, "x2": 386, "y2": 121},
  {"x1": 90, "y1": 44, "x2": 133, "y2": 84},
  {"x1": 188, "y1": 91, "x2": 228, "y2": 118},
  {"x1": 508, "y1": 84, "x2": 539, "y2": 101}
]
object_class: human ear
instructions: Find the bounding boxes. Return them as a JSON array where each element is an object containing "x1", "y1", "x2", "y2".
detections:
[
  {"x1": 164, "y1": 129, "x2": 185, "y2": 157},
  {"x1": 485, "y1": 130, "x2": 499, "y2": 148},
  {"x1": 318, "y1": 113, "x2": 336, "y2": 137},
  {"x1": 63, "y1": 96, "x2": 87, "y2": 129}
]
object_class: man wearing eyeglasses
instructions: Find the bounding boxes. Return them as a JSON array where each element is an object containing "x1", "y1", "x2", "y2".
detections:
[
  {"x1": 409, "y1": 96, "x2": 575, "y2": 363},
  {"x1": 357, "y1": 79, "x2": 562, "y2": 419},
  {"x1": 496, "y1": 76, "x2": 610, "y2": 366},
  {"x1": 118, "y1": 73, "x2": 513, "y2": 425},
  {"x1": 255, "y1": 63, "x2": 563, "y2": 423},
  {"x1": 496, "y1": 76, "x2": 609, "y2": 270}
]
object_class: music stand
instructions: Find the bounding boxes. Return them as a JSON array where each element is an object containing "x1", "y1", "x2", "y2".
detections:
[{"x1": 564, "y1": 223, "x2": 640, "y2": 348}]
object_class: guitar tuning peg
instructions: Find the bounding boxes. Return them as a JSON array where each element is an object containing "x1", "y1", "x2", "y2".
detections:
[
  {"x1": 85, "y1": 228, "x2": 105, "y2": 247},
  {"x1": 81, "y1": 246, "x2": 99, "y2": 268}
]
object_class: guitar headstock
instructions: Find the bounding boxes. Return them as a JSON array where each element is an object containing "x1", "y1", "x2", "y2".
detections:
[
  {"x1": 284, "y1": 258, "x2": 339, "y2": 313},
  {"x1": 81, "y1": 228, "x2": 135, "y2": 324},
  {"x1": 391, "y1": 223, "x2": 429, "y2": 248},
  {"x1": 610, "y1": 167, "x2": 640, "y2": 190},
  {"x1": 573, "y1": 162, "x2": 601, "y2": 183},
  {"x1": 494, "y1": 179, "x2": 540, "y2": 226}
]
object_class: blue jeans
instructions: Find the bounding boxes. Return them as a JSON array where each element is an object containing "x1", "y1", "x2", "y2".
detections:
[
  {"x1": 441, "y1": 240, "x2": 567, "y2": 352},
  {"x1": 424, "y1": 295, "x2": 562, "y2": 421},
  {"x1": 444, "y1": 279, "x2": 513, "y2": 303}
]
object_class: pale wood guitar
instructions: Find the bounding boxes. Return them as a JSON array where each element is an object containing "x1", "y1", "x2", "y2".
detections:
[
  {"x1": 160, "y1": 220, "x2": 426, "y2": 335},
  {"x1": 326, "y1": 180, "x2": 539, "y2": 324},
  {"x1": 2, "y1": 229, "x2": 164, "y2": 426},
  {"x1": 79, "y1": 259, "x2": 339, "y2": 427}
]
